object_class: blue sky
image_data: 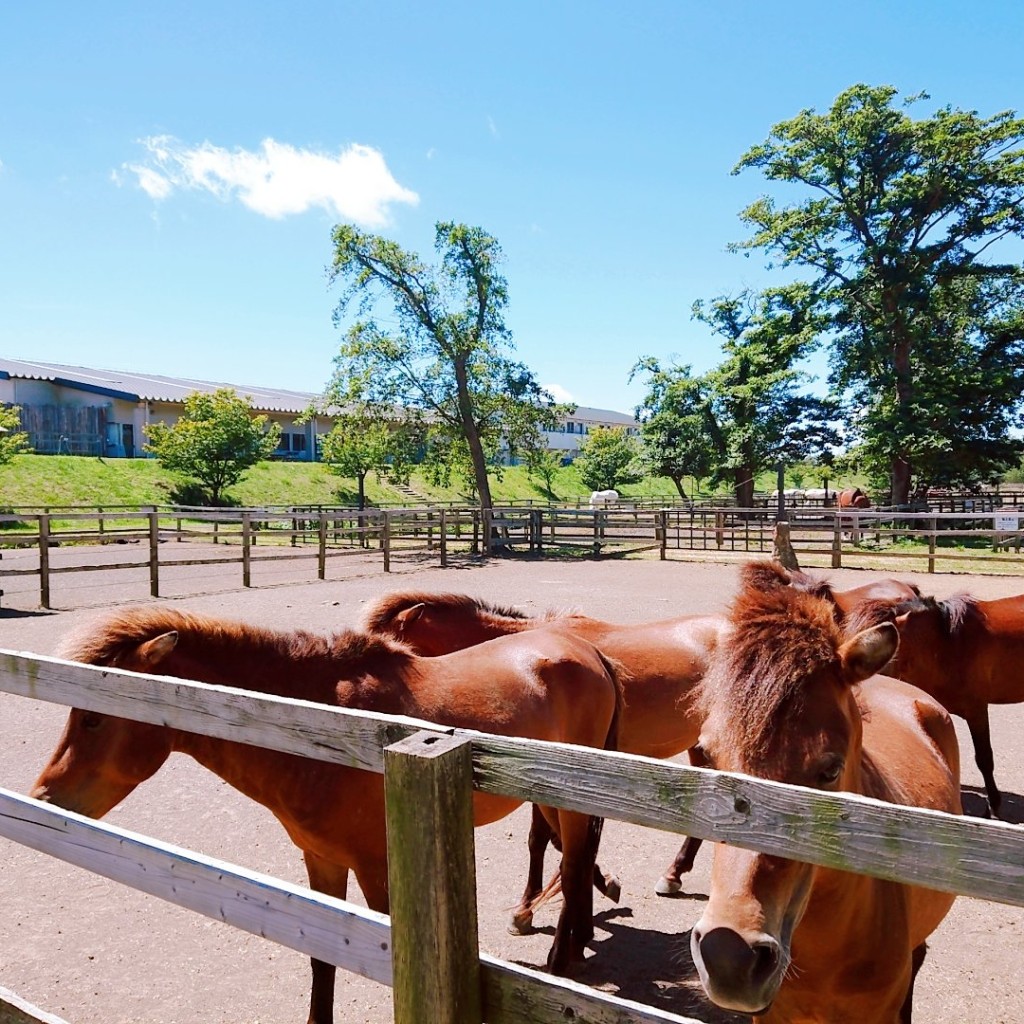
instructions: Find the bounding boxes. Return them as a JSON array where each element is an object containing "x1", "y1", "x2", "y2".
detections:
[{"x1": 3, "y1": 1, "x2": 1023, "y2": 413}]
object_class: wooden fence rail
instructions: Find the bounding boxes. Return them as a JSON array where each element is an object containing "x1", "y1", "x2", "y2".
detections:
[
  {"x1": 4, "y1": 505, "x2": 1024, "y2": 608},
  {"x1": 2, "y1": 649, "x2": 1024, "y2": 1023}
]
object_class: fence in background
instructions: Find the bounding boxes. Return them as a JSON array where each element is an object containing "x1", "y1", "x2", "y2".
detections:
[
  {"x1": 3, "y1": 503, "x2": 1024, "y2": 608},
  {"x1": 2, "y1": 649, "x2": 1024, "y2": 1023}
]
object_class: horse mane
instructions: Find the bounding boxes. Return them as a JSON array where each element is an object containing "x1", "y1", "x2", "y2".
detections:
[
  {"x1": 362, "y1": 590, "x2": 533, "y2": 632},
  {"x1": 842, "y1": 592, "x2": 977, "y2": 637},
  {"x1": 59, "y1": 605, "x2": 412, "y2": 673},
  {"x1": 698, "y1": 562, "x2": 846, "y2": 760}
]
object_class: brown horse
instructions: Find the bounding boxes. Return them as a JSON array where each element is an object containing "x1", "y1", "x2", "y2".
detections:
[
  {"x1": 363, "y1": 591, "x2": 726, "y2": 914},
  {"x1": 837, "y1": 486, "x2": 872, "y2": 509},
  {"x1": 844, "y1": 589, "x2": 1024, "y2": 818},
  {"x1": 30, "y1": 607, "x2": 622, "y2": 1024},
  {"x1": 690, "y1": 562, "x2": 961, "y2": 1023}
]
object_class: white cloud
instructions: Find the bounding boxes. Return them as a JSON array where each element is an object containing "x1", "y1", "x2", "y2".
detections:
[
  {"x1": 544, "y1": 383, "x2": 574, "y2": 403},
  {"x1": 487, "y1": 115, "x2": 500, "y2": 139},
  {"x1": 117, "y1": 136, "x2": 419, "y2": 226}
]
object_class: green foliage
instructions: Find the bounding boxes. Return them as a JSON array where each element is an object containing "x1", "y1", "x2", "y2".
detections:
[
  {"x1": 0, "y1": 405, "x2": 31, "y2": 464},
  {"x1": 324, "y1": 221, "x2": 569, "y2": 512},
  {"x1": 525, "y1": 447, "x2": 565, "y2": 498},
  {"x1": 635, "y1": 286, "x2": 838, "y2": 506},
  {"x1": 144, "y1": 389, "x2": 281, "y2": 505},
  {"x1": 319, "y1": 412, "x2": 420, "y2": 508},
  {"x1": 574, "y1": 427, "x2": 643, "y2": 492},
  {"x1": 734, "y1": 83, "x2": 1024, "y2": 502}
]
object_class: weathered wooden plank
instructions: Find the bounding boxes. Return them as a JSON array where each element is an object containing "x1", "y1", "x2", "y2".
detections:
[
  {"x1": 385, "y1": 732, "x2": 481, "y2": 1024},
  {"x1": 0, "y1": 788, "x2": 393, "y2": 984},
  {"x1": 0, "y1": 650, "x2": 448, "y2": 773},
  {"x1": 0, "y1": 987, "x2": 71, "y2": 1024},
  {"x1": 4, "y1": 651, "x2": 1024, "y2": 909},
  {"x1": 468, "y1": 734, "x2": 1024, "y2": 907},
  {"x1": 480, "y1": 957, "x2": 705, "y2": 1024}
]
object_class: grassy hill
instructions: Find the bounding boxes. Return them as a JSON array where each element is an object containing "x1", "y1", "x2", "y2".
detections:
[{"x1": 0, "y1": 453, "x2": 850, "y2": 510}]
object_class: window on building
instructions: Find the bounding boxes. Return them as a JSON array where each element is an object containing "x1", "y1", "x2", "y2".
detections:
[{"x1": 291, "y1": 433, "x2": 307, "y2": 453}]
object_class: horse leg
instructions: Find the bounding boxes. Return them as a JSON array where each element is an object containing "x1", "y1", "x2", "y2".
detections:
[
  {"x1": 899, "y1": 943, "x2": 928, "y2": 1023},
  {"x1": 965, "y1": 707, "x2": 1002, "y2": 817},
  {"x1": 656, "y1": 745, "x2": 707, "y2": 895},
  {"x1": 509, "y1": 804, "x2": 555, "y2": 934},
  {"x1": 302, "y1": 853, "x2": 350, "y2": 1024},
  {"x1": 546, "y1": 810, "x2": 601, "y2": 974},
  {"x1": 512, "y1": 805, "x2": 619, "y2": 935}
]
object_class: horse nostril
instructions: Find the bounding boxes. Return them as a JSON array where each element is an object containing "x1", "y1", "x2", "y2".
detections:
[{"x1": 750, "y1": 940, "x2": 780, "y2": 985}]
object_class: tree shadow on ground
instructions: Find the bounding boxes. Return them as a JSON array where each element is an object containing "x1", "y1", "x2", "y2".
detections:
[{"x1": 0, "y1": 607, "x2": 55, "y2": 618}]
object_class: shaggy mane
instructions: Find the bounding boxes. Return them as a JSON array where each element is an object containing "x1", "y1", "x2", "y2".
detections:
[
  {"x1": 842, "y1": 592, "x2": 977, "y2": 637},
  {"x1": 362, "y1": 590, "x2": 534, "y2": 632},
  {"x1": 698, "y1": 562, "x2": 845, "y2": 760},
  {"x1": 58, "y1": 605, "x2": 411, "y2": 671}
]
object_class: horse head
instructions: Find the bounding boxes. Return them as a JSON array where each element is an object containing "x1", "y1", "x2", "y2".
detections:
[{"x1": 689, "y1": 564, "x2": 898, "y2": 1014}]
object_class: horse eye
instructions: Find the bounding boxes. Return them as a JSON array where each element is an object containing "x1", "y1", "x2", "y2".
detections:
[
  {"x1": 81, "y1": 713, "x2": 103, "y2": 731},
  {"x1": 817, "y1": 760, "x2": 843, "y2": 786}
]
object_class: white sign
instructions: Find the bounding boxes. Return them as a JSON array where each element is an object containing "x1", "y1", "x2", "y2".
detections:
[{"x1": 994, "y1": 512, "x2": 1019, "y2": 532}]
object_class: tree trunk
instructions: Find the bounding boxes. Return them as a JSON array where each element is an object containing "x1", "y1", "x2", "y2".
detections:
[
  {"x1": 453, "y1": 358, "x2": 493, "y2": 514},
  {"x1": 671, "y1": 476, "x2": 689, "y2": 500},
  {"x1": 890, "y1": 332, "x2": 914, "y2": 505},
  {"x1": 891, "y1": 456, "x2": 912, "y2": 507},
  {"x1": 734, "y1": 467, "x2": 755, "y2": 509}
]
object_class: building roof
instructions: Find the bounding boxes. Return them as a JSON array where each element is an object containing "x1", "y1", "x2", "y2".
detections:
[
  {"x1": 0, "y1": 357, "x2": 319, "y2": 414},
  {"x1": 0, "y1": 357, "x2": 637, "y2": 423}
]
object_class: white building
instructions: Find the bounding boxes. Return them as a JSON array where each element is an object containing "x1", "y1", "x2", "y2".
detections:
[{"x1": 542, "y1": 406, "x2": 640, "y2": 461}]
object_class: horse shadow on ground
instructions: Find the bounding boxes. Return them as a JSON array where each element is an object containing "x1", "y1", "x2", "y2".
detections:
[
  {"x1": 961, "y1": 784, "x2": 1024, "y2": 825},
  {"x1": 513, "y1": 905, "x2": 751, "y2": 1024},
  {"x1": 0, "y1": 607, "x2": 55, "y2": 619}
]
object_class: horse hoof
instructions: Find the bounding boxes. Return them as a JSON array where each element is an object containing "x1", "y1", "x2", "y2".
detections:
[
  {"x1": 655, "y1": 876, "x2": 681, "y2": 896},
  {"x1": 508, "y1": 910, "x2": 534, "y2": 935},
  {"x1": 604, "y1": 876, "x2": 621, "y2": 903}
]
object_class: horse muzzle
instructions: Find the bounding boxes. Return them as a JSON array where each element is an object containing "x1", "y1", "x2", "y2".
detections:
[{"x1": 690, "y1": 924, "x2": 784, "y2": 1014}]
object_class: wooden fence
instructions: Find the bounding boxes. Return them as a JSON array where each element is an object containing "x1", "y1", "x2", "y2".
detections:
[
  {"x1": 2, "y1": 649, "x2": 1024, "y2": 1023},
  {"x1": 4, "y1": 504, "x2": 1024, "y2": 608}
]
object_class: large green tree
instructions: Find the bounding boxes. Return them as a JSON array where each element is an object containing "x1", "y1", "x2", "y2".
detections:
[
  {"x1": 734, "y1": 84, "x2": 1024, "y2": 503},
  {"x1": 635, "y1": 287, "x2": 838, "y2": 507},
  {"x1": 324, "y1": 222, "x2": 565, "y2": 513},
  {"x1": 144, "y1": 389, "x2": 281, "y2": 505},
  {"x1": 0, "y1": 405, "x2": 30, "y2": 464}
]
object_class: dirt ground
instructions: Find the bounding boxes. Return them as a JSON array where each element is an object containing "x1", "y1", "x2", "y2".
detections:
[{"x1": 1, "y1": 553, "x2": 1023, "y2": 1024}]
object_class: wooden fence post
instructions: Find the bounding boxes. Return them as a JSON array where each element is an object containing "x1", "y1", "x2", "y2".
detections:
[
  {"x1": 928, "y1": 517, "x2": 937, "y2": 573},
  {"x1": 439, "y1": 508, "x2": 447, "y2": 567},
  {"x1": 384, "y1": 732, "x2": 482, "y2": 1024},
  {"x1": 148, "y1": 510, "x2": 160, "y2": 598},
  {"x1": 715, "y1": 510, "x2": 724, "y2": 549},
  {"x1": 659, "y1": 510, "x2": 668, "y2": 561},
  {"x1": 97, "y1": 507, "x2": 105, "y2": 542},
  {"x1": 242, "y1": 513, "x2": 252, "y2": 588},
  {"x1": 482, "y1": 509, "x2": 492, "y2": 557},
  {"x1": 383, "y1": 511, "x2": 391, "y2": 572},
  {"x1": 831, "y1": 515, "x2": 842, "y2": 569},
  {"x1": 318, "y1": 513, "x2": 327, "y2": 580},
  {"x1": 38, "y1": 514, "x2": 51, "y2": 609}
]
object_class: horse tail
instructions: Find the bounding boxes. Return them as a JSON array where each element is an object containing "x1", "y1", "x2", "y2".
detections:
[{"x1": 523, "y1": 649, "x2": 624, "y2": 917}]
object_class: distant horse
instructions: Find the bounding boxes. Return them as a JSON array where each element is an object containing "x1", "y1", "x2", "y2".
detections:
[
  {"x1": 844, "y1": 589, "x2": 1024, "y2": 818},
  {"x1": 363, "y1": 591, "x2": 725, "y2": 915},
  {"x1": 589, "y1": 489, "x2": 619, "y2": 507},
  {"x1": 838, "y1": 487, "x2": 872, "y2": 542},
  {"x1": 30, "y1": 608, "x2": 622, "y2": 1024},
  {"x1": 690, "y1": 561, "x2": 960, "y2": 1022}
]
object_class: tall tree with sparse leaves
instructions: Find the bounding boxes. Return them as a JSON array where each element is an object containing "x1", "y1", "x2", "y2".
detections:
[
  {"x1": 145, "y1": 389, "x2": 281, "y2": 505},
  {"x1": 324, "y1": 222, "x2": 566, "y2": 514},
  {"x1": 734, "y1": 84, "x2": 1024, "y2": 503}
]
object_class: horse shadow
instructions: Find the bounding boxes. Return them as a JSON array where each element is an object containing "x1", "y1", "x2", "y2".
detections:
[
  {"x1": 513, "y1": 905, "x2": 751, "y2": 1024},
  {"x1": 0, "y1": 607, "x2": 55, "y2": 619},
  {"x1": 961, "y1": 784, "x2": 1024, "y2": 825}
]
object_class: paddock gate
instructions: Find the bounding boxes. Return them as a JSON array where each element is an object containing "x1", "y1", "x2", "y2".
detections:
[{"x1": 2, "y1": 650, "x2": 1023, "y2": 1023}]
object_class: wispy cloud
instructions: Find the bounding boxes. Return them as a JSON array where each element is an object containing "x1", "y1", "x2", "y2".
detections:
[
  {"x1": 487, "y1": 115, "x2": 500, "y2": 139},
  {"x1": 115, "y1": 136, "x2": 419, "y2": 226},
  {"x1": 544, "y1": 383, "x2": 574, "y2": 403}
]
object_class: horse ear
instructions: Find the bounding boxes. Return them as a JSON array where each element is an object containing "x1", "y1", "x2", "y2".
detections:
[
  {"x1": 135, "y1": 631, "x2": 178, "y2": 668},
  {"x1": 838, "y1": 623, "x2": 898, "y2": 684},
  {"x1": 394, "y1": 604, "x2": 425, "y2": 629}
]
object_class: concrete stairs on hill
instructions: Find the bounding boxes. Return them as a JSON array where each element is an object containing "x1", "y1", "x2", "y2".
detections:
[{"x1": 393, "y1": 482, "x2": 430, "y2": 504}]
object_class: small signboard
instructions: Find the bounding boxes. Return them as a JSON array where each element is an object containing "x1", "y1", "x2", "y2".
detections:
[{"x1": 994, "y1": 511, "x2": 1019, "y2": 532}]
